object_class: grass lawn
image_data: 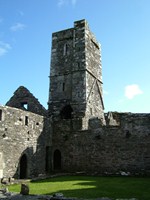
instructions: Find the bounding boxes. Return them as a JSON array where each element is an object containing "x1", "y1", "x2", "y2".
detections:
[{"x1": 8, "y1": 176, "x2": 150, "y2": 200}]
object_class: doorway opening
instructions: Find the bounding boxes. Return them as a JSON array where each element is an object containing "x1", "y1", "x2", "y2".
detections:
[
  {"x1": 20, "y1": 154, "x2": 28, "y2": 179},
  {"x1": 60, "y1": 105, "x2": 73, "y2": 119},
  {"x1": 53, "y1": 149, "x2": 61, "y2": 170}
]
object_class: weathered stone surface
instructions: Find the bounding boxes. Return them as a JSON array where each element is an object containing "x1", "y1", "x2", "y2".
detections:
[
  {"x1": 0, "y1": 105, "x2": 51, "y2": 178},
  {"x1": 48, "y1": 19, "x2": 105, "y2": 129},
  {"x1": 0, "y1": 191, "x2": 139, "y2": 200},
  {"x1": 20, "y1": 183, "x2": 29, "y2": 195}
]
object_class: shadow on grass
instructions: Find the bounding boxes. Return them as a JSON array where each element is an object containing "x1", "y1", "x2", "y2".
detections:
[
  {"x1": 30, "y1": 176, "x2": 150, "y2": 200},
  {"x1": 8, "y1": 176, "x2": 150, "y2": 200}
]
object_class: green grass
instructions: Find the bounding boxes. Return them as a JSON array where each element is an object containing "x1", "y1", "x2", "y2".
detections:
[{"x1": 8, "y1": 176, "x2": 150, "y2": 200}]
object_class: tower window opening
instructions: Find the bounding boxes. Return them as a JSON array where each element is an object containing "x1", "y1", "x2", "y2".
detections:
[
  {"x1": 63, "y1": 44, "x2": 68, "y2": 56},
  {"x1": 90, "y1": 108, "x2": 93, "y2": 115},
  {"x1": 0, "y1": 110, "x2": 2, "y2": 121},
  {"x1": 63, "y1": 83, "x2": 65, "y2": 91},
  {"x1": 60, "y1": 105, "x2": 73, "y2": 119},
  {"x1": 77, "y1": 62, "x2": 80, "y2": 69},
  {"x1": 25, "y1": 116, "x2": 28, "y2": 126}
]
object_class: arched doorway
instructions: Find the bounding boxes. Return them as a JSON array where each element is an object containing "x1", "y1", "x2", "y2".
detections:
[
  {"x1": 53, "y1": 149, "x2": 61, "y2": 170},
  {"x1": 20, "y1": 154, "x2": 28, "y2": 179}
]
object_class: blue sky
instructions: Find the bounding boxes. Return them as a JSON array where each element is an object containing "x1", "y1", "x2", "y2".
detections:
[{"x1": 0, "y1": 0, "x2": 150, "y2": 113}]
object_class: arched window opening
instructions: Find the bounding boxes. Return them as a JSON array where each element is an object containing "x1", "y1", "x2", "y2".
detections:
[
  {"x1": 53, "y1": 149, "x2": 61, "y2": 170},
  {"x1": 63, "y1": 43, "x2": 68, "y2": 56},
  {"x1": 20, "y1": 154, "x2": 28, "y2": 179},
  {"x1": 60, "y1": 105, "x2": 73, "y2": 119}
]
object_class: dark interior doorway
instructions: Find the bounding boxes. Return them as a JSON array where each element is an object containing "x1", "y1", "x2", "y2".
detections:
[
  {"x1": 20, "y1": 154, "x2": 28, "y2": 179},
  {"x1": 53, "y1": 149, "x2": 61, "y2": 170},
  {"x1": 60, "y1": 105, "x2": 73, "y2": 119}
]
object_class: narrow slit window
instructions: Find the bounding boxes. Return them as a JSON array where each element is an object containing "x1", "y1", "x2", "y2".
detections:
[
  {"x1": 0, "y1": 110, "x2": 2, "y2": 121},
  {"x1": 63, "y1": 83, "x2": 65, "y2": 91},
  {"x1": 63, "y1": 44, "x2": 68, "y2": 56},
  {"x1": 77, "y1": 62, "x2": 80, "y2": 69},
  {"x1": 25, "y1": 116, "x2": 28, "y2": 126},
  {"x1": 90, "y1": 108, "x2": 93, "y2": 115}
]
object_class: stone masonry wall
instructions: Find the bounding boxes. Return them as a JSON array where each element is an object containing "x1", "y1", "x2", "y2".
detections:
[
  {"x1": 50, "y1": 20, "x2": 150, "y2": 175},
  {"x1": 48, "y1": 22, "x2": 87, "y2": 120},
  {"x1": 52, "y1": 112, "x2": 150, "y2": 175},
  {"x1": 0, "y1": 105, "x2": 51, "y2": 178},
  {"x1": 0, "y1": 152, "x2": 4, "y2": 178},
  {"x1": 1, "y1": 19, "x2": 150, "y2": 179},
  {"x1": 49, "y1": 19, "x2": 105, "y2": 130}
]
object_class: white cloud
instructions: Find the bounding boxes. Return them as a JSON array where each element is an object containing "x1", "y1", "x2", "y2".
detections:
[
  {"x1": 125, "y1": 84, "x2": 143, "y2": 99},
  {"x1": 10, "y1": 23, "x2": 26, "y2": 32},
  {"x1": 57, "y1": 0, "x2": 77, "y2": 7},
  {"x1": 0, "y1": 41, "x2": 11, "y2": 57}
]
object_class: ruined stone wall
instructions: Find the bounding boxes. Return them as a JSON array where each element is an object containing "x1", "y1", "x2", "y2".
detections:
[
  {"x1": 50, "y1": 20, "x2": 149, "y2": 175},
  {"x1": 52, "y1": 112, "x2": 150, "y2": 175},
  {"x1": 0, "y1": 105, "x2": 51, "y2": 178},
  {"x1": 1, "y1": 19, "x2": 149, "y2": 179},
  {"x1": 6, "y1": 86, "x2": 47, "y2": 116},
  {"x1": 0, "y1": 152, "x2": 4, "y2": 178}
]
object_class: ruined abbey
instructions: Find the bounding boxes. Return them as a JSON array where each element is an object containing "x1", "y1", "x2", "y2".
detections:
[{"x1": 0, "y1": 19, "x2": 150, "y2": 179}]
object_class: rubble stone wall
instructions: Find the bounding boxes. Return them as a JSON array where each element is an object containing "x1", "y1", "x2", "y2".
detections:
[
  {"x1": 6, "y1": 86, "x2": 47, "y2": 116},
  {"x1": 52, "y1": 112, "x2": 150, "y2": 175},
  {"x1": 0, "y1": 105, "x2": 51, "y2": 178}
]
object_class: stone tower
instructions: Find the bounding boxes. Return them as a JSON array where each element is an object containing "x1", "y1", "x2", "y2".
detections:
[{"x1": 48, "y1": 19, "x2": 105, "y2": 129}]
